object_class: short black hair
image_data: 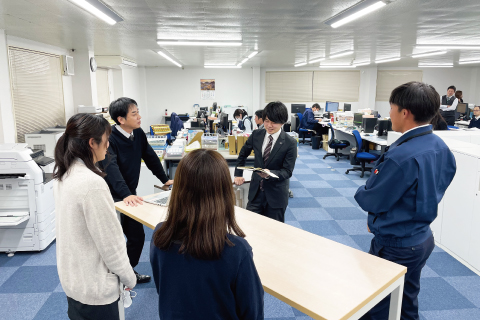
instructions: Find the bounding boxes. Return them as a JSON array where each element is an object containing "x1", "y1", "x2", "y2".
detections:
[
  {"x1": 447, "y1": 85, "x2": 456, "y2": 92},
  {"x1": 312, "y1": 103, "x2": 320, "y2": 110},
  {"x1": 263, "y1": 101, "x2": 288, "y2": 124},
  {"x1": 255, "y1": 110, "x2": 264, "y2": 119},
  {"x1": 109, "y1": 97, "x2": 138, "y2": 125},
  {"x1": 233, "y1": 108, "x2": 248, "y2": 119},
  {"x1": 389, "y1": 81, "x2": 440, "y2": 124},
  {"x1": 474, "y1": 106, "x2": 480, "y2": 110}
]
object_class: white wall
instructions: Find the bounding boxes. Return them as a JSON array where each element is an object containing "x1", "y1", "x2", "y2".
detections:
[
  {"x1": 71, "y1": 49, "x2": 97, "y2": 113},
  {"x1": 144, "y1": 67, "x2": 254, "y2": 127},
  {"x1": 375, "y1": 67, "x2": 480, "y2": 117},
  {"x1": 0, "y1": 34, "x2": 75, "y2": 143}
]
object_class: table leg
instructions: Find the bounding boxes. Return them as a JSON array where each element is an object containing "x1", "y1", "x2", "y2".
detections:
[
  {"x1": 119, "y1": 298, "x2": 125, "y2": 320},
  {"x1": 381, "y1": 145, "x2": 387, "y2": 155},
  {"x1": 388, "y1": 275, "x2": 404, "y2": 320}
]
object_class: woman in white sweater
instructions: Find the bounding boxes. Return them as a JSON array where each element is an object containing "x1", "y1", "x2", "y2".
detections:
[{"x1": 53, "y1": 113, "x2": 136, "y2": 320}]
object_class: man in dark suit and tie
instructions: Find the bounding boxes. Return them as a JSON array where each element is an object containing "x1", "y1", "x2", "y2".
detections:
[{"x1": 234, "y1": 101, "x2": 297, "y2": 222}]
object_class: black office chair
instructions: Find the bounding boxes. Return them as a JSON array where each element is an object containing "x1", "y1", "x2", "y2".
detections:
[
  {"x1": 323, "y1": 123, "x2": 350, "y2": 161},
  {"x1": 345, "y1": 130, "x2": 380, "y2": 178}
]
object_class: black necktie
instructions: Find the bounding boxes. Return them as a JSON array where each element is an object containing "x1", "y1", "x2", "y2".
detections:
[{"x1": 129, "y1": 134, "x2": 134, "y2": 141}]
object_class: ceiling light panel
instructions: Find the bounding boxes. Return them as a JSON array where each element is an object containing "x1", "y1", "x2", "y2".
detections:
[
  {"x1": 411, "y1": 51, "x2": 447, "y2": 58},
  {"x1": 415, "y1": 45, "x2": 480, "y2": 50},
  {"x1": 329, "y1": 50, "x2": 354, "y2": 59},
  {"x1": 204, "y1": 65, "x2": 242, "y2": 68},
  {"x1": 458, "y1": 60, "x2": 480, "y2": 65},
  {"x1": 157, "y1": 40, "x2": 242, "y2": 46},
  {"x1": 308, "y1": 58, "x2": 326, "y2": 64},
  {"x1": 157, "y1": 51, "x2": 182, "y2": 68},
  {"x1": 325, "y1": 0, "x2": 387, "y2": 28},
  {"x1": 68, "y1": 0, "x2": 123, "y2": 25},
  {"x1": 375, "y1": 57, "x2": 401, "y2": 64},
  {"x1": 294, "y1": 62, "x2": 307, "y2": 67}
]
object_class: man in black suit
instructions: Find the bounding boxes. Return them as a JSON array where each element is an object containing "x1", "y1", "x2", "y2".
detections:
[
  {"x1": 234, "y1": 101, "x2": 297, "y2": 222},
  {"x1": 468, "y1": 106, "x2": 480, "y2": 129}
]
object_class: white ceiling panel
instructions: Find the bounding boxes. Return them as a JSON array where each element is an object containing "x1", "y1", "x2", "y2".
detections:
[{"x1": 0, "y1": 0, "x2": 479, "y2": 67}]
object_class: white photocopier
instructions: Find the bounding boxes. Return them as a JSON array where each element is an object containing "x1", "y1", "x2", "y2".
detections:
[{"x1": 0, "y1": 144, "x2": 55, "y2": 254}]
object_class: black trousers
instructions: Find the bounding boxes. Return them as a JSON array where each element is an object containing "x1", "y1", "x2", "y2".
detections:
[
  {"x1": 441, "y1": 111, "x2": 455, "y2": 126},
  {"x1": 360, "y1": 234, "x2": 435, "y2": 320},
  {"x1": 67, "y1": 296, "x2": 120, "y2": 320},
  {"x1": 120, "y1": 212, "x2": 145, "y2": 268},
  {"x1": 246, "y1": 187, "x2": 286, "y2": 223},
  {"x1": 313, "y1": 123, "x2": 329, "y2": 137}
]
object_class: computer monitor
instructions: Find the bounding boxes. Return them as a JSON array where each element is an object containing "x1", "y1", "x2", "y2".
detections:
[
  {"x1": 290, "y1": 114, "x2": 299, "y2": 132},
  {"x1": 191, "y1": 119, "x2": 205, "y2": 128},
  {"x1": 377, "y1": 119, "x2": 390, "y2": 136},
  {"x1": 354, "y1": 113, "x2": 363, "y2": 126},
  {"x1": 197, "y1": 110, "x2": 206, "y2": 118},
  {"x1": 291, "y1": 104, "x2": 306, "y2": 114},
  {"x1": 371, "y1": 110, "x2": 378, "y2": 117},
  {"x1": 456, "y1": 103, "x2": 468, "y2": 115},
  {"x1": 363, "y1": 117, "x2": 377, "y2": 134},
  {"x1": 325, "y1": 101, "x2": 339, "y2": 112},
  {"x1": 343, "y1": 103, "x2": 352, "y2": 112},
  {"x1": 220, "y1": 113, "x2": 229, "y2": 131}
]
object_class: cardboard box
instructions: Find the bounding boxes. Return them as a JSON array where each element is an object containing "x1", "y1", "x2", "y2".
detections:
[
  {"x1": 323, "y1": 141, "x2": 329, "y2": 152},
  {"x1": 228, "y1": 135, "x2": 237, "y2": 155},
  {"x1": 237, "y1": 136, "x2": 246, "y2": 153},
  {"x1": 322, "y1": 134, "x2": 329, "y2": 142}
]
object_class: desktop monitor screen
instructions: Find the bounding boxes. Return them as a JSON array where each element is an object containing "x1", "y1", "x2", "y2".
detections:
[
  {"x1": 197, "y1": 111, "x2": 206, "y2": 118},
  {"x1": 456, "y1": 103, "x2": 468, "y2": 114},
  {"x1": 354, "y1": 113, "x2": 363, "y2": 126},
  {"x1": 220, "y1": 113, "x2": 229, "y2": 130},
  {"x1": 363, "y1": 117, "x2": 378, "y2": 134},
  {"x1": 343, "y1": 103, "x2": 352, "y2": 111},
  {"x1": 377, "y1": 119, "x2": 389, "y2": 136},
  {"x1": 291, "y1": 104, "x2": 306, "y2": 114},
  {"x1": 371, "y1": 111, "x2": 378, "y2": 117},
  {"x1": 325, "y1": 101, "x2": 339, "y2": 112}
]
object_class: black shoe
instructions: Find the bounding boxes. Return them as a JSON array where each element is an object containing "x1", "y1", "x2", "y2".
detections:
[{"x1": 134, "y1": 270, "x2": 151, "y2": 283}]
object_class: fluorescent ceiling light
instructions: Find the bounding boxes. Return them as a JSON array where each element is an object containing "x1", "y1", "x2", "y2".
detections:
[
  {"x1": 320, "y1": 65, "x2": 356, "y2": 68},
  {"x1": 411, "y1": 51, "x2": 447, "y2": 58},
  {"x1": 325, "y1": 0, "x2": 386, "y2": 29},
  {"x1": 375, "y1": 57, "x2": 401, "y2": 64},
  {"x1": 329, "y1": 50, "x2": 354, "y2": 59},
  {"x1": 157, "y1": 40, "x2": 242, "y2": 46},
  {"x1": 157, "y1": 51, "x2": 182, "y2": 68},
  {"x1": 458, "y1": 60, "x2": 480, "y2": 65},
  {"x1": 68, "y1": 0, "x2": 122, "y2": 25},
  {"x1": 237, "y1": 51, "x2": 259, "y2": 66},
  {"x1": 418, "y1": 64, "x2": 453, "y2": 68},
  {"x1": 248, "y1": 51, "x2": 259, "y2": 58},
  {"x1": 415, "y1": 45, "x2": 480, "y2": 50},
  {"x1": 308, "y1": 58, "x2": 325, "y2": 64},
  {"x1": 204, "y1": 65, "x2": 242, "y2": 68},
  {"x1": 294, "y1": 62, "x2": 307, "y2": 67},
  {"x1": 353, "y1": 61, "x2": 371, "y2": 66}
]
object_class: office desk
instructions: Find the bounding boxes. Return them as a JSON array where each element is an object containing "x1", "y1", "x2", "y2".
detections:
[
  {"x1": 331, "y1": 127, "x2": 391, "y2": 155},
  {"x1": 116, "y1": 200, "x2": 406, "y2": 320}
]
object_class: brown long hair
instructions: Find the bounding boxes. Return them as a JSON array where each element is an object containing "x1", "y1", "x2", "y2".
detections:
[
  {"x1": 53, "y1": 113, "x2": 112, "y2": 181},
  {"x1": 153, "y1": 149, "x2": 245, "y2": 260}
]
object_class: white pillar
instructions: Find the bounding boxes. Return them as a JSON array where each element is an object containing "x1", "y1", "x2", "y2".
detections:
[
  {"x1": 71, "y1": 50, "x2": 98, "y2": 113},
  {"x1": 0, "y1": 29, "x2": 15, "y2": 143}
]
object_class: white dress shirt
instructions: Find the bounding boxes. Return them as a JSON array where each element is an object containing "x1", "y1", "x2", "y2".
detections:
[
  {"x1": 440, "y1": 96, "x2": 458, "y2": 111},
  {"x1": 401, "y1": 124, "x2": 431, "y2": 137},
  {"x1": 116, "y1": 125, "x2": 133, "y2": 139},
  {"x1": 262, "y1": 128, "x2": 282, "y2": 156}
]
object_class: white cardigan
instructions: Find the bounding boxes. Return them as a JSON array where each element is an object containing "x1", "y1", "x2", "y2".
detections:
[{"x1": 54, "y1": 160, "x2": 136, "y2": 305}]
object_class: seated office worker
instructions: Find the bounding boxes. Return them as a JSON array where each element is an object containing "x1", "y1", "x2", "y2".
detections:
[
  {"x1": 300, "y1": 103, "x2": 327, "y2": 136},
  {"x1": 355, "y1": 82, "x2": 456, "y2": 320},
  {"x1": 150, "y1": 149, "x2": 264, "y2": 320},
  {"x1": 439, "y1": 85, "x2": 458, "y2": 126},
  {"x1": 234, "y1": 108, "x2": 253, "y2": 134},
  {"x1": 468, "y1": 106, "x2": 480, "y2": 129},
  {"x1": 53, "y1": 114, "x2": 136, "y2": 320},
  {"x1": 234, "y1": 101, "x2": 297, "y2": 222},
  {"x1": 100, "y1": 97, "x2": 173, "y2": 283},
  {"x1": 254, "y1": 109, "x2": 264, "y2": 130}
]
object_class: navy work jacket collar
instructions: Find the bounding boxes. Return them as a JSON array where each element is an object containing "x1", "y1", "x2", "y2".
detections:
[{"x1": 389, "y1": 125, "x2": 433, "y2": 151}]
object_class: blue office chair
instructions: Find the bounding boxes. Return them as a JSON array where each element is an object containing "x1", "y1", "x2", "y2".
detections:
[
  {"x1": 345, "y1": 130, "x2": 380, "y2": 178},
  {"x1": 323, "y1": 123, "x2": 350, "y2": 161},
  {"x1": 447, "y1": 125, "x2": 459, "y2": 130},
  {"x1": 297, "y1": 112, "x2": 314, "y2": 145}
]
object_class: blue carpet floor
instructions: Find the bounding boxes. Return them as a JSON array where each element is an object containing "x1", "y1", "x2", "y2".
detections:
[{"x1": 1, "y1": 144, "x2": 480, "y2": 319}]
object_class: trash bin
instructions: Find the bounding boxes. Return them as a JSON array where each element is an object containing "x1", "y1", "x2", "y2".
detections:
[
  {"x1": 350, "y1": 147, "x2": 359, "y2": 165},
  {"x1": 312, "y1": 136, "x2": 321, "y2": 149}
]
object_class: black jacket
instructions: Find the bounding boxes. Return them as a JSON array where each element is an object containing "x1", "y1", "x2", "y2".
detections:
[{"x1": 235, "y1": 129, "x2": 297, "y2": 209}]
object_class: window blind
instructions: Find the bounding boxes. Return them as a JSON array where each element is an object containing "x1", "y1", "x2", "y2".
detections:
[
  {"x1": 96, "y1": 68, "x2": 110, "y2": 109},
  {"x1": 265, "y1": 71, "x2": 313, "y2": 102},
  {"x1": 313, "y1": 71, "x2": 360, "y2": 102},
  {"x1": 8, "y1": 47, "x2": 65, "y2": 143},
  {"x1": 376, "y1": 70, "x2": 423, "y2": 101}
]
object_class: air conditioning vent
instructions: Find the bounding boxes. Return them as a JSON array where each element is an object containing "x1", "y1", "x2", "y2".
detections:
[{"x1": 95, "y1": 55, "x2": 137, "y2": 69}]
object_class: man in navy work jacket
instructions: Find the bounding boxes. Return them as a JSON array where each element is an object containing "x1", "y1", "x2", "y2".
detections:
[
  {"x1": 355, "y1": 82, "x2": 456, "y2": 320},
  {"x1": 300, "y1": 103, "x2": 325, "y2": 136},
  {"x1": 468, "y1": 106, "x2": 480, "y2": 129},
  {"x1": 234, "y1": 101, "x2": 297, "y2": 223},
  {"x1": 101, "y1": 97, "x2": 173, "y2": 283}
]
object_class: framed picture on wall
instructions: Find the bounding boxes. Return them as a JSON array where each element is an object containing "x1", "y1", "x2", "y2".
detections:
[{"x1": 201, "y1": 79, "x2": 215, "y2": 100}]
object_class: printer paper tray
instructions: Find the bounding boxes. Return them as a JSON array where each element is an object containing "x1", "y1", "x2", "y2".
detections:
[{"x1": 0, "y1": 212, "x2": 29, "y2": 226}]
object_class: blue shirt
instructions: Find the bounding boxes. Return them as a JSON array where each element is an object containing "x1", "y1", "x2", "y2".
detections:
[
  {"x1": 300, "y1": 108, "x2": 318, "y2": 130},
  {"x1": 354, "y1": 125, "x2": 456, "y2": 247},
  {"x1": 150, "y1": 223, "x2": 264, "y2": 320}
]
